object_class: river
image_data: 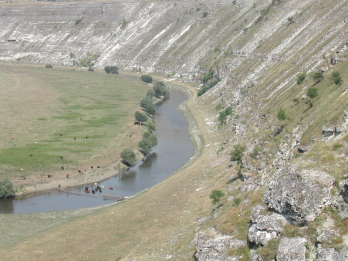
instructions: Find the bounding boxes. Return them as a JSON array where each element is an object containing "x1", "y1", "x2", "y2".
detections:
[{"x1": 0, "y1": 87, "x2": 194, "y2": 214}]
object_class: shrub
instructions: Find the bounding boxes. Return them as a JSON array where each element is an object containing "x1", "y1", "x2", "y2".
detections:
[
  {"x1": 45, "y1": 64, "x2": 53, "y2": 68},
  {"x1": 146, "y1": 89, "x2": 155, "y2": 98},
  {"x1": 69, "y1": 53, "x2": 75, "y2": 59},
  {"x1": 197, "y1": 79, "x2": 220, "y2": 97},
  {"x1": 331, "y1": 71, "x2": 343, "y2": 86},
  {"x1": 312, "y1": 71, "x2": 323, "y2": 81},
  {"x1": 277, "y1": 108, "x2": 287, "y2": 121},
  {"x1": 120, "y1": 148, "x2": 136, "y2": 166},
  {"x1": 287, "y1": 16, "x2": 293, "y2": 23},
  {"x1": 104, "y1": 66, "x2": 119, "y2": 74},
  {"x1": 250, "y1": 146, "x2": 261, "y2": 159},
  {"x1": 79, "y1": 52, "x2": 100, "y2": 70},
  {"x1": 75, "y1": 18, "x2": 83, "y2": 25},
  {"x1": 0, "y1": 177, "x2": 15, "y2": 198},
  {"x1": 202, "y1": 68, "x2": 214, "y2": 84},
  {"x1": 135, "y1": 111, "x2": 147, "y2": 123},
  {"x1": 219, "y1": 111, "x2": 227, "y2": 124},
  {"x1": 297, "y1": 71, "x2": 306, "y2": 85},
  {"x1": 209, "y1": 189, "x2": 225, "y2": 204},
  {"x1": 230, "y1": 144, "x2": 245, "y2": 163},
  {"x1": 120, "y1": 18, "x2": 128, "y2": 29},
  {"x1": 202, "y1": 11, "x2": 208, "y2": 18},
  {"x1": 307, "y1": 87, "x2": 318, "y2": 98},
  {"x1": 232, "y1": 197, "x2": 241, "y2": 207},
  {"x1": 141, "y1": 74, "x2": 153, "y2": 83},
  {"x1": 138, "y1": 132, "x2": 157, "y2": 155}
]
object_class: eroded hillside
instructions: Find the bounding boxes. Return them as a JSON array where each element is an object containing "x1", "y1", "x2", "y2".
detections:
[{"x1": 1, "y1": 0, "x2": 348, "y2": 260}]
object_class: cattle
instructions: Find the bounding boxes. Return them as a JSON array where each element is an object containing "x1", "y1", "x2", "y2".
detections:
[
  {"x1": 97, "y1": 166, "x2": 100, "y2": 168},
  {"x1": 96, "y1": 186, "x2": 100, "y2": 191},
  {"x1": 11, "y1": 137, "x2": 14, "y2": 140},
  {"x1": 48, "y1": 174, "x2": 51, "y2": 178},
  {"x1": 66, "y1": 166, "x2": 68, "y2": 169},
  {"x1": 61, "y1": 166, "x2": 64, "y2": 170},
  {"x1": 74, "y1": 137, "x2": 76, "y2": 140},
  {"x1": 60, "y1": 156, "x2": 63, "y2": 159},
  {"x1": 66, "y1": 174, "x2": 69, "y2": 178},
  {"x1": 104, "y1": 133, "x2": 106, "y2": 135},
  {"x1": 85, "y1": 187, "x2": 88, "y2": 191},
  {"x1": 29, "y1": 154, "x2": 33, "y2": 157},
  {"x1": 92, "y1": 190, "x2": 95, "y2": 194},
  {"x1": 94, "y1": 182, "x2": 97, "y2": 186},
  {"x1": 78, "y1": 170, "x2": 81, "y2": 174},
  {"x1": 58, "y1": 184, "x2": 61, "y2": 189},
  {"x1": 109, "y1": 187, "x2": 113, "y2": 190},
  {"x1": 101, "y1": 185, "x2": 104, "y2": 189},
  {"x1": 130, "y1": 135, "x2": 132, "y2": 137},
  {"x1": 86, "y1": 136, "x2": 88, "y2": 139},
  {"x1": 86, "y1": 190, "x2": 90, "y2": 194},
  {"x1": 91, "y1": 166, "x2": 93, "y2": 169}
]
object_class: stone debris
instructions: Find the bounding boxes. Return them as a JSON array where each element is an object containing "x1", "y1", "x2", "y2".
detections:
[
  {"x1": 276, "y1": 237, "x2": 306, "y2": 261},
  {"x1": 248, "y1": 205, "x2": 287, "y2": 246},
  {"x1": 194, "y1": 229, "x2": 243, "y2": 261},
  {"x1": 316, "y1": 244, "x2": 348, "y2": 261},
  {"x1": 263, "y1": 169, "x2": 335, "y2": 223}
]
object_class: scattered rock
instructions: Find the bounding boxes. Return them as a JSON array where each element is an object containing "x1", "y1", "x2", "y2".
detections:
[
  {"x1": 316, "y1": 244, "x2": 348, "y2": 261},
  {"x1": 276, "y1": 237, "x2": 306, "y2": 261},
  {"x1": 194, "y1": 229, "x2": 240, "y2": 261},
  {"x1": 322, "y1": 126, "x2": 335, "y2": 137},
  {"x1": 227, "y1": 196, "x2": 234, "y2": 202},
  {"x1": 263, "y1": 169, "x2": 335, "y2": 223},
  {"x1": 248, "y1": 205, "x2": 287, "y2": 246}
]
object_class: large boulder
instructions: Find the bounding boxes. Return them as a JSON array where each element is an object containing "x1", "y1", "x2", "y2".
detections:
[
  {"x1": 316, "y1": 244, "x2": 348, "y2": 261},
  {"x1": 276, "y1": 237, "x2": 306, "y2": 261},
  {"x1": 263, "y1": 169, "x2": 335, "y2": 223},
  {"x1": 248, "y1": 205, "x2": 287, "y2": 246},
  {"x1": 194, "y1": 229, "x2": 244, "y2": 261}
]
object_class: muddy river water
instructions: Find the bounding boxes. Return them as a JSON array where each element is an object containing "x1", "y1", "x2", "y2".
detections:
[{"x1": 0, "y1": 87, "x2": 194, "y2": 214}]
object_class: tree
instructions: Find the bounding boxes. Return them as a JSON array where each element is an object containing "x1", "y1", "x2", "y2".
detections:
[
  {"x1": 307, "y1": 87, "x2": 318, "y2": 98},
  {"x1": 147, "y1": 118, "x2": 157, "y2": 131},
  {"x1": 79, "y1": 52, "x2": 100, "y2": 71},
  {"x1": 120, "y1": 148, "x2": 136, "y2": 166},
  {"x1": 297, "y1": 71, "x2": 306, "y2": 85},
  {"x1": 146, "y1": 89, "x2": 155, "y2": 98},
  {"x1": 138, "y1": 132, "x2": 157, "y2": 155},
  {"x1": 287, "y1": 16, "x2": 294, "y2": 23},
  {"x1": 0, "y1": 177, "x2": 15, "y2": 198},
  {"x1": 219, "y1": 111, "x2": 227, "y2": 125},
  {"x1": 135, "y1": 111, "x2": 147, "y2": 123},
  {"x1": 230, "y1": 144, "x2": 245, "y2": 163},
  {"x1": 141, "y1": 74, "x2": 153, "y2": 83},
  {"x1": 209, "y1": 189, "x2": 225, "y2": 204},
  {"x1": 45, "y1": 64, "x2": 53, "y2": 68},
  {"x1": 202, "y1": 11, "x2": 208, "y2": 18},
  {"x1": 153, "y1": 81, "x2": 170, "y2": 98},
  {"x1": 312, "y1": 71, "x2": 323, "y2": 82},
  {"x1": 277, "y1": 108, "x2": 287, "y2": 121},
  {"x1": 331, "y1": 71, "x2": 343, "y2": 86},
  {"x1": 140, "y1": 96, "x2": 156, "y2": 115},
  {"x1": 104, "y1": 66, "x2": 119, "y2": 74}
]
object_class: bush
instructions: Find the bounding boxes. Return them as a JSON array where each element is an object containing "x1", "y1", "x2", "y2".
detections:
[
  {"x1": 135, "y1": 111, "x2": 147, "y2": 123},
  {"x1": 197, "y1": 79, "x2": 220, "y2": 97},
  {"x1": 230, "y1": 144, "x2": 245, "y2": 163},
  {"x1": 307, "y1": 87, "x2": 318, "y2": 98},
  {"x1": 219, "y1": 111, "x2": 227, "y2": 125},
  {"x1": 312, "y1": 71, "x2": 323, "y2": 81},
  {"x1": 141, "y1": 74, "x2": 153, "y2": 83},
  {"x1": 120, "y1": 148, "x2": 136, "y2": 166},
  {"x1": 202, "y1": 11, "x2": 208, "y2": 18},
  {"x1": 146, "y1": 89, "x2": 155, "y2": 98},
  {"x1": 232, "y1": 197, "x2": 241, "y2": 207},
  {"x1": 45, "y1": 64, "x2": 53, "y2": 68},
  {"x1": 331, "y1": 71, "x2": 343, "y2": 86},
  {"x1": 277, "y1": 108, "x2": 287, "y2": 121},
  {"x1": 0, "y1": 177, "x2": 15, "y2": 198},
  {"x1": 104, "y1": 66, "x2": 119, "y2": 74},
  {"x1": 209, "y1": 189, "x2": 225, "y2": 204},
  {"x1": 138, "y1": 132, "x2": 157, "y2": 155},
  {"x1": 202, "y1": 68, "x2": 214, "y2": 84},
  {"x1": 120, "y1": 18, "x2": 128, "y2": 29},
  {"x1": 297, "y1": 71, "x2": 306, "y2": 85},
  {"x1": 80, "y1": 52, "x2": 100, "y2": 70},
  {"x1": 250, "y1": 146, "x2": 261, "y2": 159}
]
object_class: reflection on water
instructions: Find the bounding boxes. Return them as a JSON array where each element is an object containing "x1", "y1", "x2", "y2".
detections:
[{"x1": 0, "y1": 88, "x2": 194, "y2": 214}]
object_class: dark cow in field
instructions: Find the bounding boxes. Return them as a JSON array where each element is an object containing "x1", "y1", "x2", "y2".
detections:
[
  {"x1": 97, "y1": 166, "x2": 100, "y2": 168},
  {"x1": 85, "y1": 187, "x2": 88, "y2": 191},
  {"x1": 61, "y1": 166, "x2": 64, "y2": 170},
  {"x1": 48, "y1": 174, "x2": 51, "y2": 178},
  {"x1": 78, "y1": 170, "x2": 81, "y2": 174},
  {"x1": 92, "y1": 190, "x2": 95, "y2": 194},
  {"x1": 91, "y1": 166, "x2": 93, "y2": 169}
]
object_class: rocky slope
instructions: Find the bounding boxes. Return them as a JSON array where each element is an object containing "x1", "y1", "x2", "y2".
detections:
[{"x1": 1, "y1": 0, "x2": 348, "y2": 260}]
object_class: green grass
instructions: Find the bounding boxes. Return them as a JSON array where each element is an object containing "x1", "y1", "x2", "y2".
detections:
[{"x1": 0, "y1": 64, "x2": 148, "y2": 178}]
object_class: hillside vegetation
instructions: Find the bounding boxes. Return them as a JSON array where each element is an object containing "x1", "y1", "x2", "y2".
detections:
[{"x1": 1, "y1": 0, "x2": 348, "y2": 260}]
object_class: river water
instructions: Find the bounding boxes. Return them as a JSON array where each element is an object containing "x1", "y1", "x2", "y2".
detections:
[{"x1": 0, "y1": 87, "x2": 194, "y2": 214}]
